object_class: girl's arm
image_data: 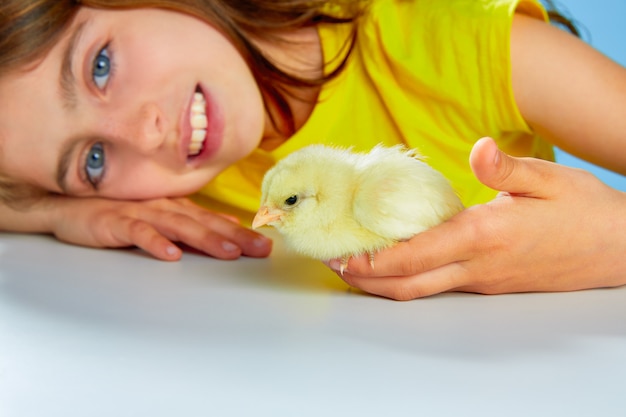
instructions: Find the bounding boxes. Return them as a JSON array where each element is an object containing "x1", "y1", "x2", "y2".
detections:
[
  {"x1": 511, "y1": 14, "x2": 626, "y2": 174},
  {"x1": 324, "y1": 14, "x2": 626, "y2": 300},
  {"x1": 0, "y1": 195, "x2": 272, "y2": 261}
]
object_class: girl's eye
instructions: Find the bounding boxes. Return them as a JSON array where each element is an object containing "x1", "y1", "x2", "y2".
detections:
[
  {"x1": 92, "y1": 46, "x2": 112, "y2": 89},
  {"x1": 85, "y1": 142, "x2": 106, "y2": 187}
]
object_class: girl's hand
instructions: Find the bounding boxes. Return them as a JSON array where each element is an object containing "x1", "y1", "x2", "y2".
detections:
[
  {"x1": 49, "y1": 196, "x2": 272, "y2": 261},
  {"x1": 328, "y1": 137, "x2": 626, "y2": 300}
]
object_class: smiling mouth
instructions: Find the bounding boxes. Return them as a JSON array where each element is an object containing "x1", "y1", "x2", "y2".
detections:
[{"x1": 188, "y1": 90, "x2": 208, "y2": 157}]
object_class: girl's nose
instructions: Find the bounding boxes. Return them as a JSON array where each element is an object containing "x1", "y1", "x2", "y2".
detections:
[
  {"x1": 127, "y1": 103, "x2": 166, "y2": 153},
  {"x1": 113, "y1": 102, "x2": 167, "y2": 154}
]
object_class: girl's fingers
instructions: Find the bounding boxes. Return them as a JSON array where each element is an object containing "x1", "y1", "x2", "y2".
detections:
[
  {"x1": 176, "y1": 219, "x2": 271, "y2": 259},
  {"x1": 212, "y1": 223, "x2": 273, "y2": 258},
  {"x1": 333, "y1": 210, "x2": 479, "y2": 277},
  {"x1": 170, "y1": 197, "x2": 242, "y2": 224},
  {"x1": 107, "y1": 210, "x2": 257, "y2": 261},
  {"x1": 470, "y1": 136, "x2": 566, "y2": 198},
  {"x1": 108, "y1": 216, "x2": 183, "y2": 261},
  {"x1": 168, "y1": 199, "x2": 273, "y2": 257},
  {"x1": 140, "y1": 199, "x2": 273, "y2": 259},
  {"x1": 187, "y1": 208, "x2": 272, "y2": 257},
  {"x1": 144, "y1": 211, "x2": 245, "y2": 260},
  {"x1": 51, "y1": 197, "x2": 271, "y2": 261},
  {"x1": 340, "y1": 263, "x2": 472, "y2": 301}
]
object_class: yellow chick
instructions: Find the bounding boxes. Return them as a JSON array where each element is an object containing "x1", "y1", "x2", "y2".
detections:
[{"x1": 252, "y1": 144, "x2": 464, "y2": 272}]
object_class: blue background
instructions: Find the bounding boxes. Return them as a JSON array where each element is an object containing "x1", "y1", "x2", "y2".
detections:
[{"x1": 550, "y1": 1, "x2": 625, "y2": 191}]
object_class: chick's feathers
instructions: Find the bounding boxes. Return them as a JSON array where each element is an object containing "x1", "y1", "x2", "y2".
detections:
[{"x1": 253, "y1": 144, "x2": 464, "y2": 262}]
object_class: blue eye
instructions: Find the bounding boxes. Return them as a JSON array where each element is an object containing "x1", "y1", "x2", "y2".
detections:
[
  {"x1": 92, "y1": 46, "x2": 111, "y2": 89},
  {"x1": 85, "y1": 142, "x2": 106, "y2": 187}
]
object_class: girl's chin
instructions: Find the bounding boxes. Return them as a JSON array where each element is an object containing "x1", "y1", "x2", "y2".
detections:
[{"x1": 184, "y1": 169, "x2": 226, "y2": 191}]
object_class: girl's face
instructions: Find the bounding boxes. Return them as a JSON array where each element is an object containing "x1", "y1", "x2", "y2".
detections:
[{"x1": 0, "y1": 7, "x2": 267, "y2": 199}]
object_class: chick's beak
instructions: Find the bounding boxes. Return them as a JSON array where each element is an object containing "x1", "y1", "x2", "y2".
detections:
[{"x1": 252, "y1": 206, "x2": 284, "y2": 229}]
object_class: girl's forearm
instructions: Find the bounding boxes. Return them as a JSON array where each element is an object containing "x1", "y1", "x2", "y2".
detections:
[{"x1": 0, "y1": 195, "x2": 60, "y2": 233}]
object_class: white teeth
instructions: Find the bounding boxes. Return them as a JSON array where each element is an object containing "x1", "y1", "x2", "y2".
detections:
[
  {"x1": 188, "y1": 142, "x2": 203, "y2": 154},
  {"x1": 191, "y1": 102, "x2": 205, "y2": 113},
  {"x1": 191, "y1": 114, "x2": 207, "y2": 129},
  {"x1": 191, "y1": 128, "x2": 206, "y2": 142},
  {"x1": 188, "y1": 91, "x2": 207, "y2": 156}
]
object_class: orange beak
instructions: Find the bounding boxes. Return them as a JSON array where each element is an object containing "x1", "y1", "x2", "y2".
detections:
[{"x1": 252, "y1": 206, "x2": 284, "y2": 229}]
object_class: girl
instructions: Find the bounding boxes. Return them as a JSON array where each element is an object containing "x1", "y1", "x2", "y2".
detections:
[{"x1": 0, "y1": 0, "x2": 624, "y2": 300}]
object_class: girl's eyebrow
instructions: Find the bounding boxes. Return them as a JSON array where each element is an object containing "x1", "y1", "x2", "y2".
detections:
[
  {"x1": 59, "y1": 21, "x2": 87, "y2": 110},
  {"x1": 56, "y1": 135, "x2": 83, "y2": 194}
]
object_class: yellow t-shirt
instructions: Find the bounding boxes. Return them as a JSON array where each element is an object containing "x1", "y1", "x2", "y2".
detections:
[{"x1": 196, "y1": 0, "x2": 552, "y2": 213}]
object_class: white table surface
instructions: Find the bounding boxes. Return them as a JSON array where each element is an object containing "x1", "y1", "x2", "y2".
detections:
[{"x1": 2, "y1": 230, "x2": 626, "y2": 417}]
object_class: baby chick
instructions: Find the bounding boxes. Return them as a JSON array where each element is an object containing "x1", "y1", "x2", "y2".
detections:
[{"x1": 252, "y1": 144, "x2": 464, "y2": 273}]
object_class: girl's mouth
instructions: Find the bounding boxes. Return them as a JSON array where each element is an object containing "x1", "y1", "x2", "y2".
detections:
[{"x1": 188, "y1": 90, "x2": 208, "y2": 157}]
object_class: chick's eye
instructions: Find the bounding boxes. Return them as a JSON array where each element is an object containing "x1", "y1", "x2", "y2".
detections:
[
  {"x1": 85, "y1": 142, "x2": 106, "y2": 187},
  {"x1": 92, "y1": 46, "x2": 112, "y2": 89},
  {"x1": 285, "y1": 195, "x2": 298, "y2": 206}
]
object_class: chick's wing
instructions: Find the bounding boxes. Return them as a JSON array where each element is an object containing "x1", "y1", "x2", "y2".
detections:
[{"x1": 352, "y1": 146, "x2": 461, "y2": 241}]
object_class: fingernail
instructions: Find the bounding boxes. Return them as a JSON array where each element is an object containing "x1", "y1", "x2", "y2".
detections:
[
  {"x1": 222, "y1": 241, "x2": 239, "y2": 252},
  {"x1": 254, "y1": 236, "x2": 270, "y2": 248},
  {"x1": 328, "y1": 260, "x2": 342, "y2": 272},
  {"x1": 493, "y1": 148, "x2": 501, "y2": 167},
  {"x1": 166, "y1": 245, "x2": 180, "y2": 257}
]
